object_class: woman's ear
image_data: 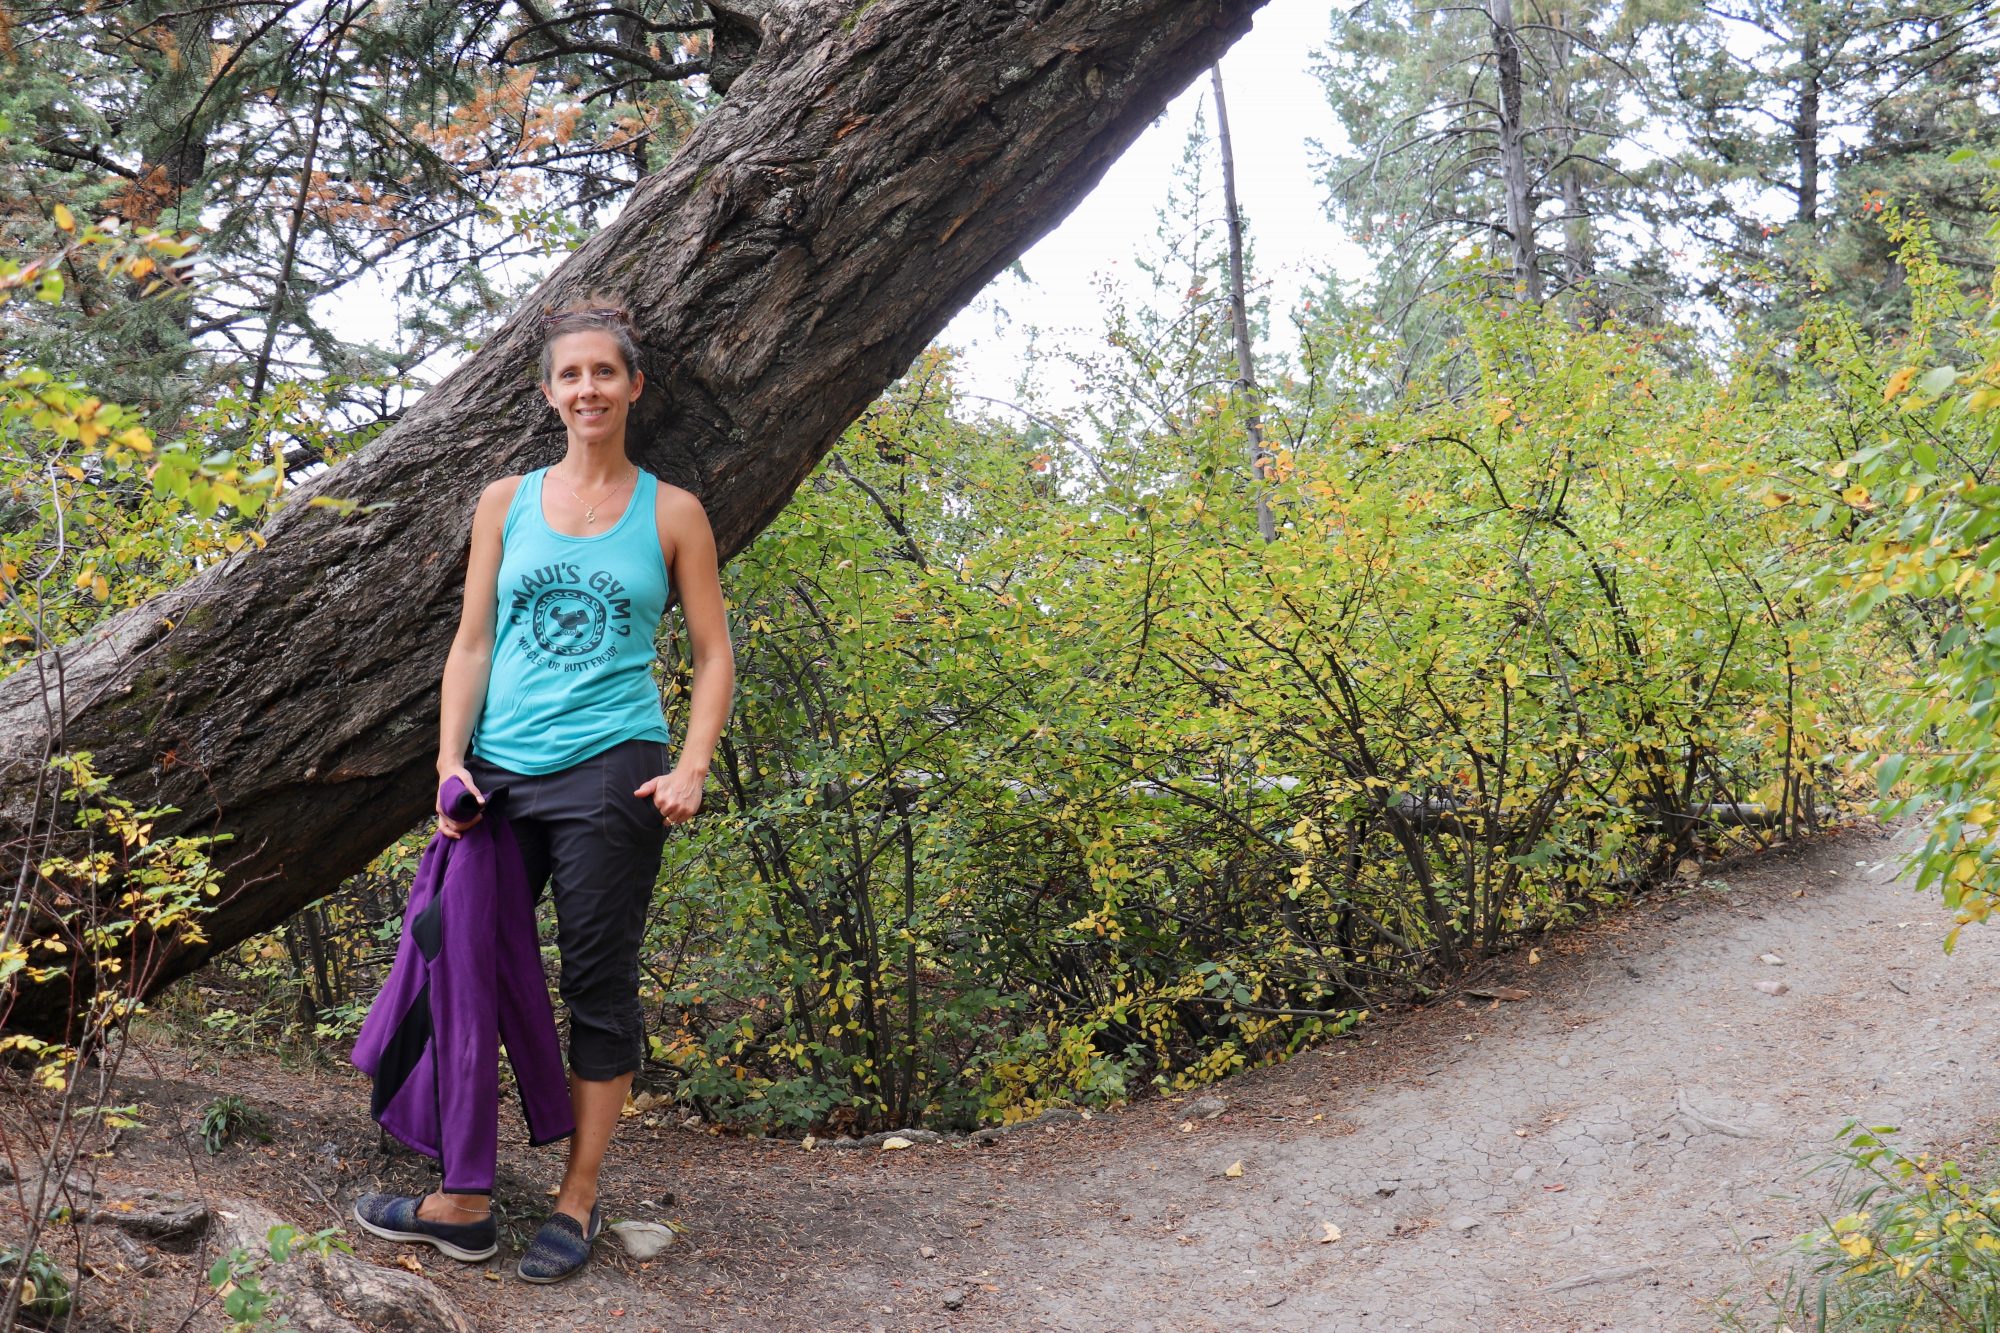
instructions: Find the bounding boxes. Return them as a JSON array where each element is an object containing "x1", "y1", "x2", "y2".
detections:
[
  {"x1": 629, "y1": 370, "x2": 645, "y2": 402},
  {"x1": 538, "y1": 379, "x2": 557, "y2": 411}
]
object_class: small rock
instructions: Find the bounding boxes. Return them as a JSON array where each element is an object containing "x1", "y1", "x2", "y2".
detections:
[
  {"x1": 1450, "y1": 1215, "x2": 1482, "y2": 1233},
  {"x1": 880, "y1": 1136, "x2": 914, "y2": 1151},
  {"x1": 1760, "y1": 953, "x2": 1786, "y2": 966},
  {"x1": 680, "y1": 1115, "x2": 702, "y2": 1130},
  {"x1": 919, "y1": 1245, "x2": 937, "y2": 1260},
  {"x1": 942, "y1": 1289, "x2": 966, "y2": 1311},
  {"x1": 608, "y1": 1221, "x2": 676, "y2": 1260},
  {"x1": 1511, "y1": 1165, "x2": 1535, "y2": 1183},
  {"x1": 1554, "y1": 1055, "x2": 1571, "y2": 1069},
  {"x1": 1753, "y1": 980, "x2": 1789, "y2": 996},
  {"x1": 1224, "y1": 1160, "x2": 1245, "y2": 1179},
  {"x1": 1187, "y1": 1096, "x2": 1227, "y2": 1120},
  {"x1": 969, "y1": 1128, "x2": 1003, "y2": 1147}
]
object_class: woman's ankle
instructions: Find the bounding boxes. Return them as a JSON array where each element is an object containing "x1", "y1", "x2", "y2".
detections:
[
  {"x1": 552, "y1": 1179, "x2": 598, "y2": 1221},
  {"x1": 419, "y1": 1191, "x2": 491, "y2": 1223}
]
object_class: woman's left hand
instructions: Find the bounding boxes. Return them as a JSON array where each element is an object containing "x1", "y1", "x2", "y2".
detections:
[{"x1": 635, "y1": 767, "x2": 705, "y2": 826}]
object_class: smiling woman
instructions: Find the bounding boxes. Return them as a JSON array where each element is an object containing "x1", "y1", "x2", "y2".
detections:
[{"x1": 352, "y1": 298, "x2": 736, "y2": 1283}]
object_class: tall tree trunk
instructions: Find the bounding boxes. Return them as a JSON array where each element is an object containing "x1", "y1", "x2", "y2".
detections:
[
  {"x1": 1490, "y1": 0, "x2": 1542, "y2": 301},
  {"x1": 1795, "y1": 19, "x2": 1821, "y2": 226},
  {"x1": 0, "y1": 0, "x2": 1270, "y2": 1039},
  {"x1": 1549, "y1": 8, "x2": 1591, "y2": 288},
  {"x1": 1208, "y1": 66, "x2": 1276, "y2": 544}
]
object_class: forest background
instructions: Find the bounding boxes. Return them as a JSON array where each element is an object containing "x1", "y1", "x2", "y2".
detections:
[{"x1": 4, "y1": 0, "x2": 2000, "y2": 1152}]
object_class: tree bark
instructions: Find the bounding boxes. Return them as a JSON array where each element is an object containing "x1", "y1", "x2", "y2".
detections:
[
  {"x1": 0, "y1": 0, "x2": 1269, "y2": 1038},
  {"x1": 1794, "y1": 19, "x2": 1821, "y2": 226},
  {"x1": 1489, "y1": 0, "x2": 1542, "y2": 301}
]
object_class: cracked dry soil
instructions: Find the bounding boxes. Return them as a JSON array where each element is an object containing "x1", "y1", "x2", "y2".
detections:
[{"x1": 85, "y1": 820, "x2": 2000, "y2": 1331}]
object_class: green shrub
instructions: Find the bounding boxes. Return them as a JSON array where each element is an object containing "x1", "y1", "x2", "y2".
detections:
[
  {"x1": 1763, "y1": 1123, "x2": 2000, "y2": 1331},
  {"x1": 0, "y1": 1248, "x2": 71, "y2": 1325},
  {"x1": 199, "y1": 1094, "x2": 270, "y2": 1154}
]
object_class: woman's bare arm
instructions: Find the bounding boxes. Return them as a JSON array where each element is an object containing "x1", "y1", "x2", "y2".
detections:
[
  {"x1": 435, "y1": 477, "x2": 517, "y2": 833},
  {"x1": 637, "y1": 485, "x2": 735, "y2": 824}
]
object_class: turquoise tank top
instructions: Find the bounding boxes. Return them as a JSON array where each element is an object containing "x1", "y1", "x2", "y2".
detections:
[{"x1": 469, "y1": 467, "x2": 671, "y2": 774}]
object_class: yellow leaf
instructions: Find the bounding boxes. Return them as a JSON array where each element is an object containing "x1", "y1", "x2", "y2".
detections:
[
  {"x1": 1224, "y1": 1160, "x2": 1245, "y2": 1179},
  {"x1": 51, "y1": 204, "x2": 75, "y2": 233},
  {"x1": 1319, "y1": 1222, "x2": 1342, "y2": 1244},
  {"x1": 1841, "y1": 484, "x2": 1872, "y2": 509},
  {"x1": 1883, "y1": 367, "x2": 1919, "y2": 402}
]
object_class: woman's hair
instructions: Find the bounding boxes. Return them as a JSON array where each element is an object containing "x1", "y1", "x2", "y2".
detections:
[{"x1": 538, "y1": 298, "x2": 643, "y2": 384}]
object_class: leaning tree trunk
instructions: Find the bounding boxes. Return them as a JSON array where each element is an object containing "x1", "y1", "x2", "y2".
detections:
[{"x1": 0, "y1": 0, "x2": 1269, "y2": 1038}]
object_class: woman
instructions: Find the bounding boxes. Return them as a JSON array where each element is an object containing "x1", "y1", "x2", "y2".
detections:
[{"x1": 355, "y1": 301, "x2": 734, "y2": 1282}]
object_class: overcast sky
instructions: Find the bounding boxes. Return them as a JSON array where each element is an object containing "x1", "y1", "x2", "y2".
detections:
[{"x1": 940, "y1": 0, "x2": 1364, "y2": 411}]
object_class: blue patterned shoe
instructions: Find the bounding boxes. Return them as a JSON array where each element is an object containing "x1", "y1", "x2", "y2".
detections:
[
  {"x1": 516, "y1": 1203, "x2": 603, "y2": 1283},
  {"x1": 351, "y1": 1193, "x2": 497, "y2": 1263}
]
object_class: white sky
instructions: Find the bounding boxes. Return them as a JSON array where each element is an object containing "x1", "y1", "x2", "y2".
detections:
[{"x1": 941, "y1": 0, "x2": 1363, "y2": 411}]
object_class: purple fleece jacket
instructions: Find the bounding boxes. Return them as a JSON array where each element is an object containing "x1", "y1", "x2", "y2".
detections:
[{"x1": 352, "y1": 778, "x2": 574, "y2": 1192}]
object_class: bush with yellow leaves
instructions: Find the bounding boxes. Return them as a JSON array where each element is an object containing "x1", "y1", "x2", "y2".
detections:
[{"x1": 1775, "y1": 1121, "x2": 2000, "y2": 1330}]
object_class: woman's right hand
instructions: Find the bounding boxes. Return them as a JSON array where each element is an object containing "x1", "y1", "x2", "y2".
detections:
[{"x1": 436, "y1": 765, "x2": 485, "y2": 840}]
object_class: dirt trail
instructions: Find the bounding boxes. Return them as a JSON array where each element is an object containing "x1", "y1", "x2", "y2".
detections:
[{"x1": 80, "y1": 821, "x2": 2000, "y2": 1331}]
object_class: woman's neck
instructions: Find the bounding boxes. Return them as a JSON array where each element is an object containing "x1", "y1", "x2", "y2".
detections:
[{"x1": 554, "y1": 439, "x2": 636, "y2": 489}]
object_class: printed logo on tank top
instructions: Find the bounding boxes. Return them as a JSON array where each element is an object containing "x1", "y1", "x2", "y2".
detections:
[{"x1": 503, "y1": 561, "x2": 634, "y2": 671}]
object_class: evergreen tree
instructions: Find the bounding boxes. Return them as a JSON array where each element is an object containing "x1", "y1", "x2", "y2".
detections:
[
  {"x1": 1313, "y1": 0, "x2": 1660, "y2": 329},
  {"x1": 2, "y1": 1, "x2": 712, "y2": 443}
]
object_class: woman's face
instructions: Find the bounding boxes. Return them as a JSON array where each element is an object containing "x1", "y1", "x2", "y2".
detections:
[{"x1": 540, "y1": 330, "x2": 643, "y2": 444}]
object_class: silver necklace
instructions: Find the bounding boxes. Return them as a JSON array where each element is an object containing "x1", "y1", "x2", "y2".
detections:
[{"x1": 554, "y1": 465, "x2": 635, "y2": 524}]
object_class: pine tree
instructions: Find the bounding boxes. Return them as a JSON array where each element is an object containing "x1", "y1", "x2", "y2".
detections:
[
  {"x1": 1314, "y1": 0, "x2": 1659, "y2": 323},
  {"x1": 2, "y1": 1, "x2": 713, "y2": 439}
]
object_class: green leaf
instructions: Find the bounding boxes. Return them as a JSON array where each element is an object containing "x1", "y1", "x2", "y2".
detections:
[{"x1": 1916, "y1": 365, "x2": 1958, "y2": 399}]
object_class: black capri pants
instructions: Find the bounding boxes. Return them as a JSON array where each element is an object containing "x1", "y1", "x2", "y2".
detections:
[{"x1": 465, "y1": 738, "x2": 670, "y2": 1080}]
